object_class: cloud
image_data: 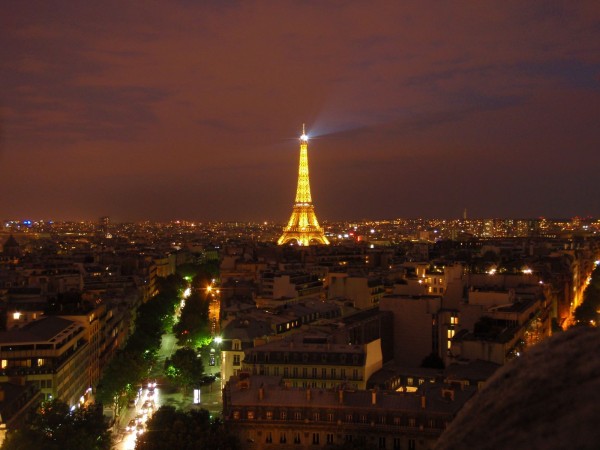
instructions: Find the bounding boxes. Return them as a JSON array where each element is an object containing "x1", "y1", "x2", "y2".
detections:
[{"x1": 1, "y1": 1, "x2": 599, "y2": 220}]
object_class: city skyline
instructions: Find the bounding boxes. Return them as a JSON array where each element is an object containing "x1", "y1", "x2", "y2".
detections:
[{"x1": 2, "y1": 1, "x2": 599, "y2": 222}]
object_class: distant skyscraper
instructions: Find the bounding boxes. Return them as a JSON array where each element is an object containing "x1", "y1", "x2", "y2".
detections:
[
  {"x1": 99, "y1": 216, "x2": 110, "y2": 238},
  {"x1": 278, "y1": 125, "x2": 330, "y2": 246}
]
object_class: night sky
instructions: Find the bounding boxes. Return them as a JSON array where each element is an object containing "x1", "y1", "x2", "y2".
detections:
[{"x1": 2, "y1": 1, "x2": 599, "y2": 222}]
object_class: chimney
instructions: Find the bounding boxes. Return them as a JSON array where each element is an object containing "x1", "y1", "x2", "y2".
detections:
[
  {"x1": 258, "y1": 384, "x2": 264, "y2": 401},
  {"x1": 306, "y1": 388, "x2": 311, "y2": 402},
  {"x1": 421, "y1": 395, "x2": 426, "y2": 409},
  {"x1": 338, "y1": 389, "x2": 344, "y2": 404}
]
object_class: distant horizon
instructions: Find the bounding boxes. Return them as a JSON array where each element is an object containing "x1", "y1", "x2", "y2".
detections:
[{"x1": 2, "y1": 215, "x2": 598, "y2": 225}]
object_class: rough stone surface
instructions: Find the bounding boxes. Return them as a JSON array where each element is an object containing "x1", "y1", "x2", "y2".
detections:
[{"x1": 435, "y1": 326, "x2": 600, "y2": 450}]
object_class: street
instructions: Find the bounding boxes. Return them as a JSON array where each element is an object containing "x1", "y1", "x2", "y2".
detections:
[{"x1": 112, "y1": 302, "x2": 223, "y2": 449}]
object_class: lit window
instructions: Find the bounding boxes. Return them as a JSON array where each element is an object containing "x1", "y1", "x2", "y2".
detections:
[
  {"x1": 1, "y1": 360, "x2": 7, "y2": 369},
  {"x1": 37, "y1": 358, "x2": 45, "y2": 366}
]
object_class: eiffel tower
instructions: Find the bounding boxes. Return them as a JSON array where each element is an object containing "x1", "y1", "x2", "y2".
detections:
[{"x1": 278, "y1": 125, "x2": 330, "y2": 246}]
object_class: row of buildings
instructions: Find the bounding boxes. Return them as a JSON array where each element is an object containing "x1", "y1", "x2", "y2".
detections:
[
  {"x1": 0, "y1": 220, "x2": 599, "y2": 448},
  {"x1": 0, "y1": 231, "x2": 183, "y2": 443},
  {"x1": 215, "y1": 235, "x2": 599, "y2": 449}
]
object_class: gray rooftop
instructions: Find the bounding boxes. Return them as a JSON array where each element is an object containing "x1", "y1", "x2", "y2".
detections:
[{"x1": 0, "y1": 316, "x2": 80, "y2": 344}]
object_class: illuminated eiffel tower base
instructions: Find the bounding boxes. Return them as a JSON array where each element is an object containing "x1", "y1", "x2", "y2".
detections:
[{"x1": 278, "y1": 126, "x2": 330, "y2": 246}]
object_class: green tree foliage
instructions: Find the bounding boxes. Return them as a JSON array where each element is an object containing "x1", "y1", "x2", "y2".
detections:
[
  {"x1": 173, "y1": 262, "x2": 217, "y2": 346},
  {"x1": 2, "y1": 400, "x2": 112, "y2": 450},
  {"x1": 165, "y1": 347, "x2": 204, "y2": 391},
  {"x1": 135, "y1": 406, "x2": 240, "y2": 450},
  {"x1": 173, "y1": 290, "x2": 209, "y2": 346},
  {"x1": 96, "y1": 275, "x2": 184, "y2": 407}
]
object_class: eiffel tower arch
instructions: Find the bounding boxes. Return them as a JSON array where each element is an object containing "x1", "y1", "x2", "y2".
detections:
[{"x1": 278, "y1": 125, "x2": 330, "y2": 246}]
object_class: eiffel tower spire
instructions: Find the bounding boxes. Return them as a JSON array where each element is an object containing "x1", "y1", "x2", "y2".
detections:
[{"x1": 278, "y1": 126, "x2": 330, "y2": 246}]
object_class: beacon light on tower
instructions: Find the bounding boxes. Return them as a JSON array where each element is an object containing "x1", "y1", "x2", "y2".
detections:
[{"x1": 300, "y1": 124, "x2": 309, "y2": 142}]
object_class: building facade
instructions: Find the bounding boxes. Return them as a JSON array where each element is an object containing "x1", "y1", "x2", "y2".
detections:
[{"x1": 224, "y1": 374, "x2": 476, "y2": 450}]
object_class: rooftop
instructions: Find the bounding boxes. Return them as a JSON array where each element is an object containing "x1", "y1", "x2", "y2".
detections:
[
  {"x1": 226, "y1": 375, "x2": 475, "y2": 415},
  {"x1": 0, "y1": 316, "x2": 80, "y2": 344}
]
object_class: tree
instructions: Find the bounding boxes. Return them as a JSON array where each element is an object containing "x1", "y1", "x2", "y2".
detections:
[
  {"x1": 165, "y1": 347, "x2": 204, "y2": 392},
  {"x1": 135, "y1": 406, "x2": 240, "y2": 450},
  {"x1": 96, "y1": 274, "x2": 184, "y2": 412},
  {"x1": 173, "y1": 290, "x2": 209, "y2": 346},
  {"x1": 2, "y1": 400, "x2": 112, "y2": 450}
]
